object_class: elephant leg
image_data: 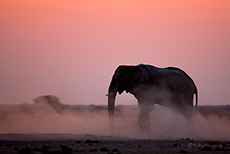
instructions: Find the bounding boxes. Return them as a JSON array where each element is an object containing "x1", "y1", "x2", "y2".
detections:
[
  {"x1": 137, "y1": 101, "x2": 154, "y2": 132},
  {"x1": 181, "y1": 94, "x2": 194, "y2": 119},
  {"x1": 172, "y1": 94, "x2": 194, "y2": 120},
  {"x1": 175, "y1": 106, "x2": 193, "y2": 120}
]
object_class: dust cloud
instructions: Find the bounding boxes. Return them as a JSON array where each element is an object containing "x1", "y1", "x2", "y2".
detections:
[{"x1": 0, "y1": 95, "x2": 229, "y2": 140}]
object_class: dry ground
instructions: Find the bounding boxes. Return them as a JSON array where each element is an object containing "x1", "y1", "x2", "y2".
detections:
[{"x1": 0, "y1": 134, "x2": 229, "y2": 154}]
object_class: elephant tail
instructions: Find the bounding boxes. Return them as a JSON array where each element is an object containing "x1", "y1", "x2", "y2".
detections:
[{"x1": 194, "y1": 86, "x2": 198, "y2": 108}]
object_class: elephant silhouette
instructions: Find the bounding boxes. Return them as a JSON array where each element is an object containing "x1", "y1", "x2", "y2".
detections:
[{"x1": 107, "y1": 64, "x2": 198, "y2": 131}]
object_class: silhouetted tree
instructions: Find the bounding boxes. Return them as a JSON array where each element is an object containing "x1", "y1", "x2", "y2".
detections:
[{"x1": 33, "y1": 95, "x2": 66, "y2": 113}]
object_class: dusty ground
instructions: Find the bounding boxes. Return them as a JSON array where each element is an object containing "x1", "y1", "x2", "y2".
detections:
[
  {"x1": 0, "y1": 102, "x2": 230, "y2": 153},
  {"x1": 0, "y1": 134, "x2": 230, "y2": 154}
]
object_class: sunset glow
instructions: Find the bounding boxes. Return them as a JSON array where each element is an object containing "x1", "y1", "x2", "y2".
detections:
[{"x1": 0, "y1": 0, "x2": 229, "y2": 105}]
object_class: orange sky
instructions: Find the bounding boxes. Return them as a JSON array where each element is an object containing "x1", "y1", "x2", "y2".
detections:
[{"x1": 0, "y1": 0, "x2": 229, "y2": 105}]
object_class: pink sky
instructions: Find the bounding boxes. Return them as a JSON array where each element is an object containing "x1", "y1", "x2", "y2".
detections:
[{"x1": 0, "y1": 0, "x2": 229, "y2": 105}]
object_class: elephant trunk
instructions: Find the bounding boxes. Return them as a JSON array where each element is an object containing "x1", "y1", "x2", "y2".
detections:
[
  {"x1": 107, "y1": 93, "x2": 116, "y2": 117},
  {"x1": 106, "y1": 81, "x2": 118, "y2": 129}
]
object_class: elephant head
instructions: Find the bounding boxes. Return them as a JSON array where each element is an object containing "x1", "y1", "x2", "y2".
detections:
[{"x1": 106, "y1": 65, "x2": 136, "y2": 120}]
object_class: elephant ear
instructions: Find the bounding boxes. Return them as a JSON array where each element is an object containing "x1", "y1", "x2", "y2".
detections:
[
  {"x1": 127, "y1": 66, "x2": 151, "y2": 93},
  {"x1": 117, "y1": 81, "x2": 126, "y2": 94},
  {"x1": 115, "y1": 65, "x2": 134, "y2": 94}
]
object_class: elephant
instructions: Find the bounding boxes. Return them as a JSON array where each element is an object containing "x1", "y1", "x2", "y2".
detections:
[{"x1": 107, "y1": 64, "x2": 198, "y2": 131}]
